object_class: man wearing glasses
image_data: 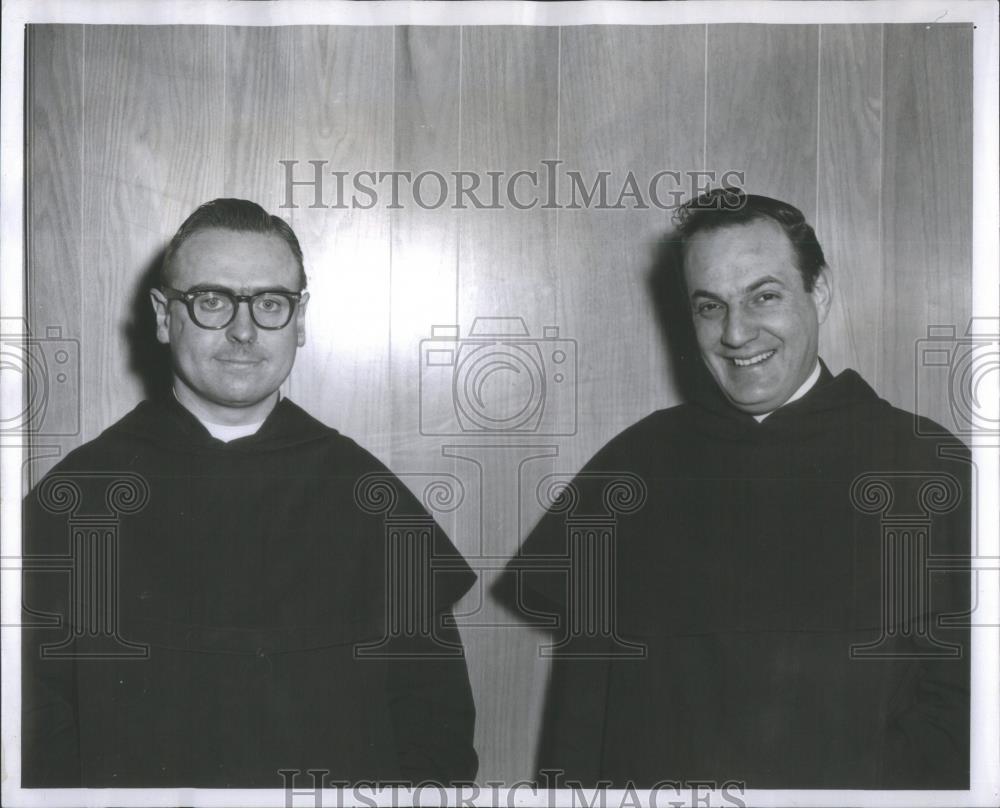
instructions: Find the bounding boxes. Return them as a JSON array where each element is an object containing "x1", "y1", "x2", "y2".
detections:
[{"x1": 22, "y1": 199, "x2": 478, "y2": 788}]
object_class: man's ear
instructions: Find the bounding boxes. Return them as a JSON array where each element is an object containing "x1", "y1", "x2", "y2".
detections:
[
  {"x1": 149, "y1": 288, "x2": 171, "y2": 345},
  {"x1": 295, "y1": 291, "x2": 309, "y2": 348},
  {"x1": 811, "y1": 266, "x2": 833, "y2": 325}
]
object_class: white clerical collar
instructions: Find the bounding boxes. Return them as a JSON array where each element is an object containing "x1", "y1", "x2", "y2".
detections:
[
  {"x1": 753, "y1": 361, "x2": 822, "y2": 423},
  {"x1": 172, "y1": 388, "x2": 270, "y2": 442},
  {"x1": 199, "y1": 419, "x2": 266, "y2": 442}
]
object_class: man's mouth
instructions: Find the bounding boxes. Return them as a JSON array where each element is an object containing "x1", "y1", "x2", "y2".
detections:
[
  {"x1": 730, "y1": 350, "x2": 775, "y2": 368},
  {"x1": 216, "y1": 356, "x2": 263, "y2": 366}
]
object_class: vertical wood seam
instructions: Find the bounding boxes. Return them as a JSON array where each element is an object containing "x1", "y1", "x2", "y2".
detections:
[
  {"x1": 222, "y1": 27, "x2": 228, "y2": 196},
  {"x1": 389, "y1": 27, "x2": 396, "y2": 381},
  {"x1": 24, "y1": 27, "x2": 32, "y2": 486},
  {"x1": 815, "y1": 25, "x2": 822, "y2": 230},
  {"x1": 25, "y1": 27, "x2": 32, "y2": 316},
  {"x1": 287, "y1": 27, "x2": 295, "y2": 402},
  {"x1": 877, "y1": 24, "x2": 885, "y2": 392},
  {"x1": 702, "y1": 24, "x2": 708, "y2": 169},
  {"x1": 456, "y1": 27, "x2": 463, "y2": 326},
  {"x1": 80, "y1": 26, "x2": 86, "y2": 440},
  {"x1": 555, "y1": 26, "x2": 561, "y2": 325}
]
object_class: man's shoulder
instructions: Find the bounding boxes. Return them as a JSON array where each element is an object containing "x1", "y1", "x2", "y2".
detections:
[
  {"x1": 40, "y1": 398, "x2": 383, "y2": 477},
  {"x1": 24, "y1": 403, "x2": 161, "y2": 525},
  {"x1": 273, "y1": 398, "x2": 388, "y2": 467},
  {"x1": 870, "y1": 404, "x2": 971, "y2": 484},
  {"x1": 610, "y1": 404, "x2": 693, "y2": 443},
  {"x1": 882, "y1": 399, "x2": 967, "y2": 450},
  {"x1": 42, "y1": 401, "x2": 156, "y2": 474},
  {"x1": 579, "y1": 404, "x2": 693, "y2": 470},
  {"x1": 828, "y1": 370, "x2": 969, "y2": 459}
]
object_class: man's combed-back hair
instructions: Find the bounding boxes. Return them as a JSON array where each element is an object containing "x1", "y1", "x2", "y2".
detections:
[
  {"x1": 672, "y1": 187, "x2": 827, "y2": 291},
  {"x1": 159, "y1": 198, "x2": 306, "y2": 289}
]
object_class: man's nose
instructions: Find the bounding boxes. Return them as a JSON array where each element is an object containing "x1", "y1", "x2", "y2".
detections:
[
  {"x1": 226, "y1": 300, "x2": 258, "y2": 343},
  {"x1": 721, "y1": 306, "x2": 757, "y2": 348}
]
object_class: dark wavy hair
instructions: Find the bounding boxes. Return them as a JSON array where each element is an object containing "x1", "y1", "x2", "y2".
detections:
[
  {"x1": 158, "y1": 198, "x2": 306, "y2": 289},
  {"x1": 672, "y1": 188, "x2": 827, "y2": 291}
]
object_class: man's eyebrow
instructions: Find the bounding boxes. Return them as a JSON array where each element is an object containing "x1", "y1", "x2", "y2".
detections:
[
  {"x1": 689, "y1": 275, "x2": 786, "y2": 300},
  {"x1": 743, "y1": 275, "x2": 785, "y2": 294},
  {"x1": 184, "y1": 283, "x2": 231, "y2": 293},
  {"x1": 184, "y1": 283, "x2": 298, "y2": 294}
]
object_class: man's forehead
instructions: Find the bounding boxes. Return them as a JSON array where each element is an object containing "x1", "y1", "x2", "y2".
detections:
[
  {"x1": 687, "y1": 219, "x2": 794, "y2": 259},
  {"x1": 172, "y1": 227, "x2": 299, "y2": 289},
  {"x1": 683, "y1": 220, "x2": 799, "y2": 289}
]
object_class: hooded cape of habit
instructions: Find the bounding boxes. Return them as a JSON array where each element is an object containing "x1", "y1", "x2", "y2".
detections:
[
  {"x1": 22, "y1": 396, "x2": 478, "y2": 787},
  {"x1": 513, "y1": 363, "x2": 970, "y2": 789}
]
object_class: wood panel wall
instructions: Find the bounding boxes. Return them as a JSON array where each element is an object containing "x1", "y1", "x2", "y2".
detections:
[{"x1": 24, "y1": 23, "x2": 974, "y2": 782}]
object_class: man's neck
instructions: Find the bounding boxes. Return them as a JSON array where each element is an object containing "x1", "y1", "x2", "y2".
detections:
[
  {"x1": 172, "y1": 383, "x2": 279, "y2": 428},
  {"x1": 753, "y1": 361, "x2": 822, "y2": 422}
]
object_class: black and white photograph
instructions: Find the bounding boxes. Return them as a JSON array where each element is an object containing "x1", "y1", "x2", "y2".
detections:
[{"x1": 1, "y1": 1, "x2": 997, "y2": 807}]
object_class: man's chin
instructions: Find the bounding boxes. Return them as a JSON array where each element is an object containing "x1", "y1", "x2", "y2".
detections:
[
  {"x1": 718, "y1": 385, "x2": 786, "y2": 416},
  {"x1": 217, "y1": 391, "x2": 278, "y2": 408},
  {"x1": 201, "y1": 384, "x2": 280, "y2": 410}
]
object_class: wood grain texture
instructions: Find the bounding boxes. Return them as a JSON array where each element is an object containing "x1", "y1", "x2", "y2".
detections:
[
  {"x1": 557, "y1": 25, "x2": 704, "y2": 474},
  {"x1": 816, "y1": 25, "x2": 882, "y2": 381},
  {"x1": 388, "y1": 25, "x2": 461, "y2": 465},
  {"x1": 707, "y1": 25, "x2": 820, "y2": 221},
  {"x1": 23, "y1": 21, "x2": 977, "y2": 782},
  {"x1": 881, "y1": 24, "x2": 973, "y2": 427},
  {"x1": 285, "y1": 27, "x2": 395, "y2": 455},
  {"x1": 24, "y1": 26, "x2": 86, "y2": 487},
  {"x1": 79, "y1": 26, "x2": 226, "y2": 445},
  {"x1": 383, "y1": 28, "x2": 486, "y2": 779},
  {"x1": 222, "y1": 27, "x2": 295, "y2": 208},
  {"x1": 456, "y1": 25, "x2": 560, "y2": 782},
  {"x1": 458, "y1": 26, "x2": 560, "y2": 324}
]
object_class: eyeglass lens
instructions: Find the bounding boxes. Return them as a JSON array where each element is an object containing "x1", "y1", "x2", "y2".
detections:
[{"x1": 190, "y1": 291, "x2": 294, "y2": 329}]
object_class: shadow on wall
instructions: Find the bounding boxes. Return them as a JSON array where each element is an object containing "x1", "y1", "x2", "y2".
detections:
[
  {"x1": 488, "y1": 226, "x2": 723, "y2": 782},
  {"x1": 490, "y1": 225, "x2": 714, "y2": 620},
  {"x1": 123, "y1": 246, "x2": 173, "y2": 402},
  {"x1": 646, "y1": 228, "x2": 717, "y2": 405}
]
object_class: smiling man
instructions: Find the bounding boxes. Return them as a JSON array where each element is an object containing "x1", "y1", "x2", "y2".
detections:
[
  {"x1": 22, "y1": 199, "x2": 478, "y2": 787},
  {"x1": 684, "y1": 214, "x2": 831, "y2": 417},
  {"x1": 513, "y1": 190, "x2": 970, "y2": 789}
]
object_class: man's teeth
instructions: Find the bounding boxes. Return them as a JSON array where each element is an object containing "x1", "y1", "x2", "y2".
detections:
[{"x1": 732, "y1": 350, "x2": 775, "y2": 367}]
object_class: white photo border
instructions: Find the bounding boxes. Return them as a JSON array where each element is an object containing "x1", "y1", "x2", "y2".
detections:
[{"x1": 2, "y1": 2, "x2": 997, "y2": 807}]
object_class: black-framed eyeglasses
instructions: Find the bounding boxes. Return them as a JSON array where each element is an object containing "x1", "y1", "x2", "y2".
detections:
[{"x1": 160, "y1": 286, "x2": 304, "y2": 330}]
